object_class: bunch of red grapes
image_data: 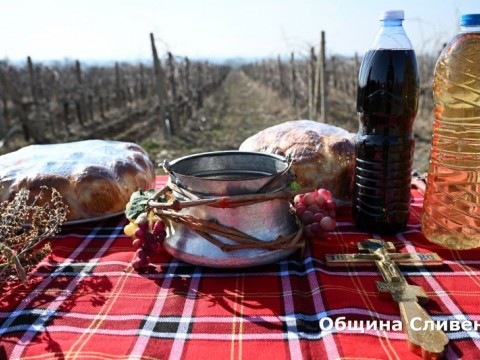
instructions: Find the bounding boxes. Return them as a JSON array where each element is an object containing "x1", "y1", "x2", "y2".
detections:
[
  {"x1": 293, "y1": 189, "x2": 337, "y2": 239},
  {"x1": 124, "y1": 213, "x2": 167, "y2": 270}
]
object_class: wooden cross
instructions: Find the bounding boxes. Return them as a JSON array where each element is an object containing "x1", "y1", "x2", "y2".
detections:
[{"x1": 326, "y1": 239, "x2": 449, "y2": 359}]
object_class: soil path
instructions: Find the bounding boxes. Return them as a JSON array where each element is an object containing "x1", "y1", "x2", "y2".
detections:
[{"x1": 153, "y1": 69, "x2": 299, "y2": 164}]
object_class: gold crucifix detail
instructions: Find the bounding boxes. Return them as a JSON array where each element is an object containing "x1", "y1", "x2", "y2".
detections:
[{"x1": 326, "y1": 239, "x2": 448, "y2": 359}]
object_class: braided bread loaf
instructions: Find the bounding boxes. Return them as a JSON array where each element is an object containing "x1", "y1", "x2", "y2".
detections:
[
  {"x1": 240, "y1": 120, "x2": 355, "y2": 201},
  {"x1": 0, "y1": 140, "x2": 155, "y2": 221}
]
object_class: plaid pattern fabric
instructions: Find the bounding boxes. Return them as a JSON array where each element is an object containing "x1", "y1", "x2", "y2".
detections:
[{"x1": 1, "y1": 176, "x2": 479, "y2": 359}]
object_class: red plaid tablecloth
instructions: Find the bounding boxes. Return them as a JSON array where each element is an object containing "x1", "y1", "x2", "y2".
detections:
[{"x1": 1, "y1": 176, "x2": 480, "y2": 359}]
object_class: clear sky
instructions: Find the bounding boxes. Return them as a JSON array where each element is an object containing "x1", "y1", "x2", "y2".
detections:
[{"x1": 0, "y1": 0, "x2": 478, "y2": 63}]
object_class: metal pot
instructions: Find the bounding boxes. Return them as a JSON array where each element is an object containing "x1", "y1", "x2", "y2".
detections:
[{"x1": 163, "y1": 151, "x2": 298, "y2": 267}]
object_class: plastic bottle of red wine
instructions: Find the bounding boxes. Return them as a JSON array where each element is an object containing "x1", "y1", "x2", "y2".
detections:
[{"x1": 352, "y1": 10, "x2": 420, "y2": 234}]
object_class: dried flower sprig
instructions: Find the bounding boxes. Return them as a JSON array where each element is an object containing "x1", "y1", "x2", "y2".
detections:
[{"x1": 0, "y1": 186, "x2": 68, "y2": 283}]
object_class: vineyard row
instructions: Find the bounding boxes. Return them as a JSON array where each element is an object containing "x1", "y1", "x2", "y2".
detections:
[
  {"x1": 0, "y1": 33, "x2": 230, "y2": 153},
  {"x1": 242, "y1": 33, "x2": 438, "y2": 126},
  {"x1": 0, "y1": 31, "x2": 439, "y2": 154}
]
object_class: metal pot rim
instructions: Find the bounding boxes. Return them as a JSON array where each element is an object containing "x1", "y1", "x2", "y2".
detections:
[
  {"x1": 167, "y1": 150, "x2": 288, "y2": 178},
  {"x1": 164, "y1": 150, "x2": 290, "y2": 196}
]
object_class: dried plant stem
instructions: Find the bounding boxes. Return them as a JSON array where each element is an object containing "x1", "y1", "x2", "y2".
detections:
[
  {"x1": 148, "y1": 187, "x2": 314, "y2": 211},
  {"x1": 156, "y1": 209, "x2": 304, "y2": 252},
  {"x1": 147, "y1": 185, "x2": 309, "y2": 253},
  {"x1": 0, "y1": 187, "x2": 67, "y2": 283}
]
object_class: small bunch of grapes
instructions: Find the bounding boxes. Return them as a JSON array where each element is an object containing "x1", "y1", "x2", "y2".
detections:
[
  {"x1": 124, "y1": 213, "x2": 167, "y2": 270},
  {"x1": 294, "y1": 188, "x2": 337, "y2": 239}
]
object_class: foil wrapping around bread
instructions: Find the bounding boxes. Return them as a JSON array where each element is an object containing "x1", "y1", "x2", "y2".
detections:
[
  {"x1": 239, "y1": 120, "x2": 355, "y2": 201},
  {"x1": 0, "y1": 140, "x2": 155, "y2": 221}
]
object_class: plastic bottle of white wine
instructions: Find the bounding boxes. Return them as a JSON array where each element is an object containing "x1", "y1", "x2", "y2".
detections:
[{"x1": 422, "y1": 14, "x2": 480, "y2": 249}]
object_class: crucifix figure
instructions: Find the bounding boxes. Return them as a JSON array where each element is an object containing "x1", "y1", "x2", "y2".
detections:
[{"x1": 326, "y1": 239, "x2": 448, "y2": 359}]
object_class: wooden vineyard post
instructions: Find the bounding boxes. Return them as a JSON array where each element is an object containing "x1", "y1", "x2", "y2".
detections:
[
  {"x1": 167, "y1": 52, "x2": 177, "y2": 102},
  {"x1": 1, "y1": 88, "x2": 9, "y2": 129},
  {"x1": 26, "y1": 56, "x2": 44, "y2": 136},
  {"x1": 308, "y1": 47, "x2": 316, "y2": 119},
  {"x1": 87, "y1": 94, "x2": 94, "y2": 121},
  {"x1": 261, "y1": 60, "x2": 267, "y2": 87},
  {"x1": 183, "y1": 57, "x2": 191, "y2": 98},
  {"x1": 290, "y1": 52, "x2": 296, "y2": 108},
  {"x1": 115, "y1": 62, "x2": 123, "y2": 107},
  {"x1": 196, "y1": 62, "x2": 204, "y2": 110},
  {"x1": 313, "y1": 36, "x2": 321, "y2": 120},
  {"x1": 314, "y1": 31, "x2": 328, "y2": 123},
  {"x1": 139, "y1": 63, "x2": 146, "y2": 98},
  {"x1": 75, "y1": 60, "x2": 88, "y2": 125},
  {"x1": 62, "y1": 99, "x2": 70, "y2": 135},
  {"x1": 0, "y1": 98, "x2": 6, "y2": 139},
  {"x1": 320, "y1": 31, "x2": 327, "y2": 123},
  {"x1": 150, "y1": 33, "x2": 170, "y2": 140},
  {"x1": 277, "y1": 55, "x2": 286, "y2": 97},
  {"x1": 182, "y1": 57, "x2": 193, "y2": 124},
  {"x1": 167, "y1": 52, "x2": 180, "y2": 128},
  {"x1": 98, "y1": 95, "x2": 105, "y2": 118},
  {"x1": 27, "y1": 56, "x2": 39, "y2": 105},
  {"x1": 353, "y1": 52, "x2": 360, "y2": 98},
  {"x1": 331, "y1": 55, "x2": 337, "y2": 88}
]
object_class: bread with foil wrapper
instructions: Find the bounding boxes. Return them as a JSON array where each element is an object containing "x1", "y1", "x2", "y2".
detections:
[
  {"x1": 0, "y1": 140, "x2": 155, "y2": 221},
  {"x1": 239, "y1": 120, "x2": 355, "y2": 201}
]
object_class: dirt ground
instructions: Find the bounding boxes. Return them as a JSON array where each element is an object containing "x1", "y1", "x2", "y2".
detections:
[{"x1": 143, "y1": 70, "x2": 299, "y2": 171}]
